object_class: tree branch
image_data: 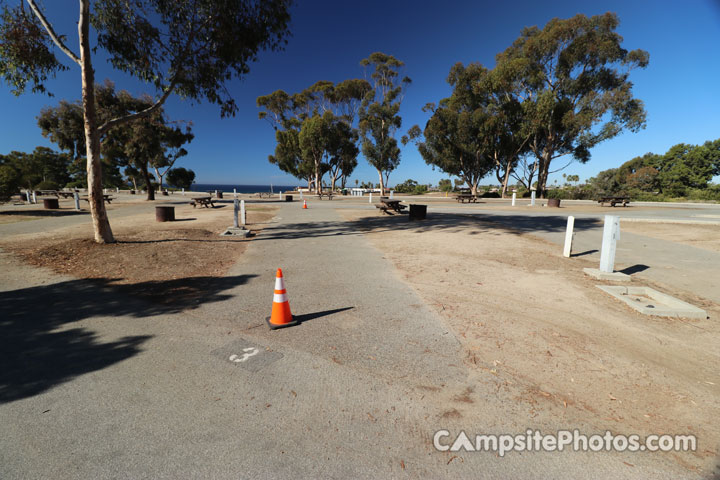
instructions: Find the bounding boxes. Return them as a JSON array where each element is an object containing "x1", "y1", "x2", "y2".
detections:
[
  {"x1": 98, "y1": 78, "x2": 178, "y2": 135},
  {"x1": 26, "y1": 0, "x2": 81, "y2": 66}
]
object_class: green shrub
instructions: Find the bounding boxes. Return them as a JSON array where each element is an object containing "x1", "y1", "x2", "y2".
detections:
[
  {"x1": 35, "y1": 180, "x2": 59, "y2": 191},
  {"x1": 413, "y1": 184, "x2": 428, "y2": 195}
]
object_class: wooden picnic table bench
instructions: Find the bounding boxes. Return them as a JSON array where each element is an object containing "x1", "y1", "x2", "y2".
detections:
[
  {"x1": 190, "y1": 196, "x2": 215, "y2": 208},
  {"x1": 81, "y1": 194, "x2": 113, "y2": 204},
  {"x1": 317, "y1": 192, "x2": 334, "y2": 200},
  {"x1": 56, "y1": 191, "x2": 78, "y2": 198},
  {"x1": 455, "y1": 193, "x2": 480, "y2": 203},
  {"x1": 376, "y1": 198, "x2": 407, "y2": 214},
  {"x1": 598, "y1": 196, "x2": 630, "y2": 207}
]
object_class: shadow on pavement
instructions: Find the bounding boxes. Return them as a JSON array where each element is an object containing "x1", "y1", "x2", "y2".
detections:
[
  {"x1": 572, "y1": 249, "x2": 599, "y2": 257},
  {"x1": 0, "y1": 274, "x2": 257, "y2": 404},
  {"x1": 295, "y1": 306, "x2": 354, "y2": 324},
  {"x1": 252, "y1": 213, "x2": 601, "y2": 241},
  {"x1": 619, "y1": 264, "x2": 650, "y2": 275}
]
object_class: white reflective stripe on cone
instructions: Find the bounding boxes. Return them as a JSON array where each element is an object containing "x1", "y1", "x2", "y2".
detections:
[
  {"x1": 274, "y1": 277, "x2": 285, "y2": 290},
  {"x1": 273, "y1": 293, "x2": 288, "y2": 303}
]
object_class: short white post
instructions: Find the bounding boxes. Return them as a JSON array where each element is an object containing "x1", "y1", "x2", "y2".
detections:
[
  {"x1": 390, "y1": 190, "x2": 394, "y2": 199},
  {"x1": 25, "y1": 191, "x2": 31, "y2": 203},
  {"x1": 74, "y1": 191, "x2": 80, "y2": 210},
  {"x1": 279, "y1": 190, "x2": 282, "y2": 199},
  {"x1": 215, "y1": 189, "x2": 218, "y2": 198},
  {"x1": 233, "y1": 188, "x2": 237, "y2": 198},
  {"x1": 240, "y1": 200, "x2": 246, "y2": 226},
  {"x1": 563, "y1": 216, "x2": 575, "y2": 258},
  {"x1": 369, "y1": 192, "x2": 373, "y2": 203},
  {"x1": 116, "y1": 187, "x2": 119, "y2": 193},
  {"x1": 233, "y1": 199, "x2": 239, "y2": 228},
  {"x1": 300, "y1": 190, "x2": 303, "y2": 199},
  {"x1": 530, "y1": 190, "x2": 536, "y2": 206},
  {"x1": 181, "y1": 188, "x2": 185, "y2": 196},
  {"x1": 511, "y1": 192, "x2": 516, "y2": 206},
  {"x1": 599, "y1": 215, "x2": 620, "y2": 273},
  {"x1": 32, "y1": 191, "x2": 37, "y2": 204}
]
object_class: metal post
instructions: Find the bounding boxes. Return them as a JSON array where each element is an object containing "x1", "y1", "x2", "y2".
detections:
[
  {"x1": 511, "y1": 192, "x2": 516, "y2": 206},
  {"x1": 599, "y1": 215, "x2": 620, "y2": 273},
  {"x1": 74, "y1": 191, "x2": 80, "y2": 210},
  {"x1": 240, "y1": 200, "x2": 246, "y2": 226},
  {"x1": 530, "y1": 190, "x2": 536, "y2": 206},
  {"x1": 32, "y1": 191, "x2": 37, "y2": 204},
  {"x1": 233, "y1": 199, "x2": 239, "y2": 228},
  {"x1": 563, "y1": 216, "x2": 575, "y2": 258},
  {"x1": 25, "y1": 191, "x2": 31, "y2": 203}
]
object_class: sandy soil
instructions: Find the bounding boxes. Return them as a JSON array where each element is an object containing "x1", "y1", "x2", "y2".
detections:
[
  {"x1": 1, "y1": 202, "x2": 277, "y2": 304},
  {"x1": 340, "y1": 208, "x2": 720, "y2": 476},
  {"x1": 620, "y1": 222, "x2": 720, "y2": 253}
]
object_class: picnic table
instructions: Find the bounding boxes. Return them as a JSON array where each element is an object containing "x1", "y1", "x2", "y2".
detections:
[
  {"x1": 81, "y1": 194, "x2": 113, "y2": 204},
  {"x1": 255, "y1": 192, "x2": 273, "y2": 198},
  {"x1": 598, "y1": 196, "x2": 630, "y2": 207},
  {"x1": 317, "y1": 192, "x2": 334, "y2": 200},
  {"x1": 455, "y1": 193, "x2": 480, "y2": 203},
  {"x1": 375, "y1": 197, "x2": 407, "y2": 214},
  {"x1": 57, "y1": 191, "x2": 78, "y2": 199},
  {"x1": 190, "y1": 196, "x2": 215, "y2": 208}
]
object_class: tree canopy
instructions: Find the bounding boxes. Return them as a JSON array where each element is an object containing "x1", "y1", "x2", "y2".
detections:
[
  {"x1": 358, "y1": 52, "x2": 411, "y2": 195},
  {"x1": 494, "y1": 12, "x2": 649, "y2": 197},
  {"x1": 0, "y1": 0, "x2": 292, "y2": 242}
]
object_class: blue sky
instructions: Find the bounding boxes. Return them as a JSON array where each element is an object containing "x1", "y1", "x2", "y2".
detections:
[{"x1": 1, "y1": 0, "x2": 719, "y2": 186}]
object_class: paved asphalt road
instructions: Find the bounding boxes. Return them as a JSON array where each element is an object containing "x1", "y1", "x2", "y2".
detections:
[{"x1": 0, "y1": 200, "x2": 710, "y2": 478}]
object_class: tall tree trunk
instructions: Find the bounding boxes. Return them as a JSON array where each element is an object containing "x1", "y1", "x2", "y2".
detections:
[
  {"x1": 537, "y1": 153, "x2": 551, "y2": 198},
  {"x1": 377, "y1": 170, "x2": 385, "y2": 196},
  {"x1": 140, "y1": 163, "x2": 155, "y2": 200},
  {"x1": 501, "y1": 160, "x2": 513, "y2": 198},
  {"x1": 79, "y1": 0, "x2": 114, "y2": 243},
  {"x1": 154, "y1": 167, "x2": 164, "y2": 192},
  {"x1": 314, "y1": 164, "x2": 321, "y2": 195}
]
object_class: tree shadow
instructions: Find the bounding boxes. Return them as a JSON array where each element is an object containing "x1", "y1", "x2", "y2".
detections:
[
  {"x1": 251, "y1": 212, "x2": 601, "y2": 242},
  {"x1": 0, "y1": 274, "x2": 256, "y2": 404},
  {"x1": 0, "y1": 209, "x2": 89, "y2": 217}
]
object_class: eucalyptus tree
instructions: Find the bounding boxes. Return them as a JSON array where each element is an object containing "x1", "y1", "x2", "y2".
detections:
[
  {"x1": 358, "y1": 52, "x2": 411, "y2": 195},
  {"x1": 0, "y1": 0, "x2": 291, "y2": 242},
  {"x1": 258, "y1": 78, "x2": 369, "y2": 193},
  {"x1": 407, "y1": 63, "x2": 525, "y2": 196},
  {"x1": 494, "y1": 12, "x2": 649, "y2": 197}
]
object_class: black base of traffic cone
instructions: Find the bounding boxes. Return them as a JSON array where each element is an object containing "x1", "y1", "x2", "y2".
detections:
[{"x1": 265, "y1": 316, "x2": 299, "y2": 330}]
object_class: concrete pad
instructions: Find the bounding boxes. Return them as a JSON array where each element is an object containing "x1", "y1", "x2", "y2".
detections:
[
  {"x1": 583, "y1": 267, "x2": 631, "y2": 282},
  {"x1": 220, "y1": 226, "x2": 249, "y2": 237},
  {"x1": 596, "y1": 285, "x2": 708, "y2": 319}
]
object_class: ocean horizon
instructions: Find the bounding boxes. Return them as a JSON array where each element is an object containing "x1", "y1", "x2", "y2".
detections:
[{"x1": 189, "y1": 183, "x2": 299, "y2": 194}]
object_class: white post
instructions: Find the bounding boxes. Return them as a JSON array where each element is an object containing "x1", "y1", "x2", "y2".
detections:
[
  {"x1": 233, "y1": 199, "x2": 239, "y2": 228},
  {"x1": 25, "y1": 191, "x2": 31, "y2": 203},
  {"x1": 182, "y1": 188, "x2": 185, "y2": 196},
  {"x1": 32, "y1": 191, "x2": 37, "y2": 204},
  {"x1": 279, "y1": 191, "x2": 282, "y2": 200},
  {"x1": 74, "y1": 192, "x2": 80, "y2": 211},
  {"x1": 390, "y1": 190, "x2": 394, "y2": 199},
  {"x1": 511, "y1": 192, "x2": 516, "y2": 206},
  {"x1": 116, "y1": 187, "x2": 119, "y2": 193},
  {"x1": 599, "y1": 215, "x2": 620, "y2": 273},
  {"x1": 563, "y1": 216, "x2": 575, "y2": 258},
  {"x1": 300, "y1": 190, "x2": 303, "y2": 199},
  {"x1": 369, "y1": 192, "x2": 373, "y2": 203},
  {"x1": 233, "y1": 188, "x2": 237, "y2": 198},
  {"x1": 530, "y1": 190, "x2": 536, "y2": 206},
  {"x1": 240, "y1": 200, "x2": 246, "y2": 226}
]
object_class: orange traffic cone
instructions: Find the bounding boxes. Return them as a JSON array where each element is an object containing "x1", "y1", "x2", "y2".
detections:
[
  {"x1": 303, "y1": 199, "x2": 308, "y2": 209},
  {"x1": 266, "y1": 268, "x2": 298, "y2": 329}
]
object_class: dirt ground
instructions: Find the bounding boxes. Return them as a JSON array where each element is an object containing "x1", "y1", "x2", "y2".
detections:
[
  {"x1": 620, "y1": 222, "x2": 720, "y2": 253},
  {"x1": 0, "y1": 202, "x2": 277, "y2": 303},
  {"x1": 340, "y1": 208, "x2": 720, "y2": 476}
]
